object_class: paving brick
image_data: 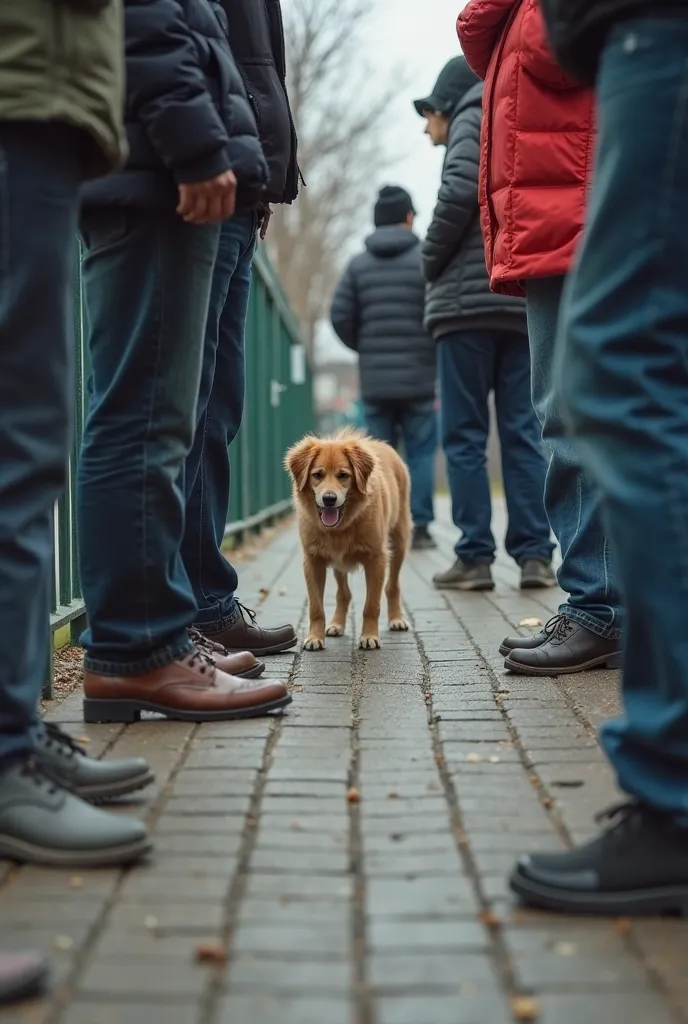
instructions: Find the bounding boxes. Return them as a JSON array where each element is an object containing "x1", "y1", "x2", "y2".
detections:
[
  {"x1": 232, "y1": 922, "x2": 348, "y2": 958},
  {"x1": 369, "y1": 953, "x2": 496, "y2": 991},
  {"x1": 366, "y1": 877, "x2": 479, "y2": 917},
  {"x1": 61, "y1": 1002, "x2": 197, "y2": 1024},
  {"x1": 367, "y1": 919, "x2": 488, "y2": 952},
  {"x1": 376, "y1": 994, "x2": 512, "y2": 1024},
  {"x1": 216, "y1": 995, "x2": 352, "y2": 1024},
  {"x1": 77, "y1": 961, "x2": 209, "y2": 998},
  {"x1": 228, "y1": 956, "x2": 351, "y2": 994}
]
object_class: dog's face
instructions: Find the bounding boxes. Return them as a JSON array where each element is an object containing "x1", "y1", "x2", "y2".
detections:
[{"x1": 285, "y1": 436, "x2": 376, "y2": 529}]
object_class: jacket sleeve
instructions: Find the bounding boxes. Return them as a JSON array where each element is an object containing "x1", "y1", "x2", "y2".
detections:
[
  {"x1": 520, "y1": 0, "x2": 582, "y2": 90},
  {"x1": 125, "y1": 0, "x2": 231, "y2": 183},
  {"x1": 422, "y1": 108, "x2": 480, "y2": 284},
  {"x1": 330, "y1": 264, "x2": 360, "y2": 351}
]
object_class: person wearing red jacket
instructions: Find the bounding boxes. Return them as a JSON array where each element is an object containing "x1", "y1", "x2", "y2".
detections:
[{"x1": 458, "y1": 0, "x2": 623, "y2": 677}]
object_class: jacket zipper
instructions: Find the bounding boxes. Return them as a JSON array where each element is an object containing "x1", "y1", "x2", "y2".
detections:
[{"x1": 483, "y1": 0, "x2": 524, "y2": 272}]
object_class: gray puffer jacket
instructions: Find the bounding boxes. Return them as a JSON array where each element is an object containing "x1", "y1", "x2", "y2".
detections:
[
  {"x1": 330, "y1": 226, "x2": 436, "y2": 403},
  {"x1": 422, "y1": 81, "x2": 527, "y2": 340}
]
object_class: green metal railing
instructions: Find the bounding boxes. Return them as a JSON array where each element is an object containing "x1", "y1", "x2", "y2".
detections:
[{"x1": 49, "y1": 244, "x2": 313, "y2": 672}]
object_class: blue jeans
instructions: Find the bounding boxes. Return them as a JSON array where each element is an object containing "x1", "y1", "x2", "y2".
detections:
[
  {"x1": 182, "y1": 213, "x2": 256, "y2": 632},
  {"x1": 558, "y1": 16, "x2": 688, "y2": 816},
  {"x1": 526, "y1": 277, "x2": 622, "y2": 639},
  {"x1": 364, "y1": 399, "x2": 437, "y2": 526},
  {"x1": 438, "y1": 329, "x2": 553, "y2": 565},
  {"x1": 0, "y1": 123, "x2": 83, "y2": 767},
  {"x1": 78, "y1": 211, "x2": 220, "y2": 672}
]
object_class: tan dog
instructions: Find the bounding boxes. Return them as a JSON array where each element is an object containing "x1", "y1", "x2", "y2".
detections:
[{"x1": 285, "y1": 428, "x2": 412, "y2": 650}]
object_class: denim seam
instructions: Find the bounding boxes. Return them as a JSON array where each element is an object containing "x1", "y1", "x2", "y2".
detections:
[
  {"x1": 84, "y1": 638, "x2": 195, "y2": 676},
  {"x1": 560, "y1": 603, "x2": 621, "y2": 641}
]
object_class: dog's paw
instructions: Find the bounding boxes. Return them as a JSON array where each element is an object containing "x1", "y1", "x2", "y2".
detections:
[
  {"x1": 359, "y1": 635, "x2": 381, "y2": 650},
  {"x1": 325, "y1": 624, "x2": 345, "y2": 637},
  {"x1": 389, "y1": 618, "x2": 409, "y2": 632},
  {"x1": 303, "y1": 636, "x2": 325, "y2": 651}
]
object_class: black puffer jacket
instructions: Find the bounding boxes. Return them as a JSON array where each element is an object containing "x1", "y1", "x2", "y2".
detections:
[
  {"x1": 330, "y1": 227, "x2": 436, "y2": 403},
  {"x1": 82, "y1": 0, "x2": 267, "y2": 212},
  {"x1": 422, "y1": 82, "x2": 526, "y2": 341},
  {"x1": 218, "y1": 0, "x2": 298, "y2": 204},
  {"x1": 541, "y1": 0, "x2": 688, "y2": 85}
]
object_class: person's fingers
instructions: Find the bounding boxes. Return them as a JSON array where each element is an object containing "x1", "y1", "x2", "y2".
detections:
[
  {"x1": 177, "y1": 184, "x2": 192, "y2": 217},
  {"x1": 205, "y1": 193, "x2": 224, "y2": 224},
  {"x1": 220, "y1": 182, "x2": 237, "y2": 220}
]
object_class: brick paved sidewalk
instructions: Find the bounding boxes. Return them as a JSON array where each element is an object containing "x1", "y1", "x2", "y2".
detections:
[{"x1": 2, "y1": 499, "x2": 687, "y2": 1024}]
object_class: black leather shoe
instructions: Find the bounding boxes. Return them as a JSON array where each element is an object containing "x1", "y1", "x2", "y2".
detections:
[
  {"x1": 511, "y1": 802, "x2": 688, "y2": 916},
  {"x1": 204, "y1": 602, "x2": 297, "y2": 656},
  {"x1": 36, "y1": 723, "x2": 154, "y2": 803},
  {"x1": 504, "y1": 615, "x2": 621, "y2": 675},
  {"x1": 499, "y1": 616, "x2": 556, "y2": 657},
  {"x1": 0, "y1": 758, "x2": 151, "y2": 867},
  {"x1": 520, "y1": 559, "x2": 557, "y2": 589}
]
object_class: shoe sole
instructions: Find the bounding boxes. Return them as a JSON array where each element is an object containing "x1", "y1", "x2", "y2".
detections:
[
  {"x1": 0, "y1": 964, "x2": 50, "y2": 1004},
  {"x1": 433, "y1": 581, "x2": 495, "y2": 592},
  {"x1": 82, "y1": 693, "x2": 292, "y2": 724},
  {"x1": 504, "y1": 651, "x2": 622, "y2": 676},
  {"x1": 520, "y1": 578, "x2": 557, "y2": 590},
  {"x1": 236, "y1": 662, "x2": 266, "y2": 679},
  {"x1": 76, "y1": 770, "x2": 156, "y2": 805},
  {"x1": 0, "y1": 834, "x2": 153, "y2": 868},
  {"x1": 510, "y1": 866, "x2": 688, "y2": 917},
  {"x1": 225, "y1": 637, "x2": 298, "y2": 657}
]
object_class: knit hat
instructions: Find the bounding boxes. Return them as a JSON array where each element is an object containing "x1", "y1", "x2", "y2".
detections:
[
  {"x1": 413, "y1": 56, "x2": 481, "y2": 117},
  {"x1": 373, "y1": 185, "x2": 415, "y2": 227}
]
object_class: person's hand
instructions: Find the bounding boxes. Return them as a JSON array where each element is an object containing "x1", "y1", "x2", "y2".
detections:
[{"x1": 177, "y1": 170, "x2": 237, "y2": 224}]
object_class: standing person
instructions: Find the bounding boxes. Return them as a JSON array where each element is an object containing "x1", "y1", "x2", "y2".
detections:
[
  {"x1": 182, "y1": 0, "x2": 301, "y2": 654},
  {"x1": 459, "y1": 0, "x2": 623, "y2": 675},
  {"x1": 0, "y1": 0, "x2": 154, "y2": 879},
  {"x1": 330, "y1": 186, "x2": 439, "y2": 551},
  {"x1": 510, "y1": 0, "x2": 688, "y2": 916},
  {"x1": 76, "y1": 0, "x2": 290, "y2": 723},
  {"x1": 416, "y1": 57, "x2": 555, "y2": 592}
]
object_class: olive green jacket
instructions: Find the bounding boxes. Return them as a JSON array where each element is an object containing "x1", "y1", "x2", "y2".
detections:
[{"x1": 0, "y1": 0, "x2": 127, "y2": 177}]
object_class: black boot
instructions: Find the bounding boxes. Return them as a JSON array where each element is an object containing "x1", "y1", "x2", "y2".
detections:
[
  {"x1": 511, "y1": 802, "x2": 688, "y2": 916},
  {"x1": 504, "y1": 615, "x2": 621, "y2": 675},
  {"x1": 520, "y1": 558, "x2": 557, "y2": 589},
  {"x1": 411, "y1": 525, "x2": 437, "y2": 551}
]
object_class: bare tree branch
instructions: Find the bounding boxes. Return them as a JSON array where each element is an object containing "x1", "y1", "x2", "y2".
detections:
[{"x1": 267, "y1": 0, "x2": 407, "y2": 357}]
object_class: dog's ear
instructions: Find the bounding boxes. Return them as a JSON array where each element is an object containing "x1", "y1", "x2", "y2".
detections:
[
  {"x1": 346, "y1": 443, "x2": 376, "y2": 494},
  {"x1": 285, "y1": 436, "x2": 318, "y2": 491}
]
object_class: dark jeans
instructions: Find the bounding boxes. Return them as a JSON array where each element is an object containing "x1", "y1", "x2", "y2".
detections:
[
  {"x1": 527, "y1": 276, "x2": 622, "y2": 640},
  {"x1": 364, "y1": 399, "x2": 437, "y2": 526},
  {"x1": 0, "y1": 123, "x2": 83, "y2": 767},
  {"x1": 182, "y1": 213, "x2": 256, "y2": 631},
  {"x1": 558, "y1": 15, "x2": 688, "y2": 816},
  {"x1": 78, "y1": 211, "x2": 220, "y2": 672},
  {"x1": 438, "y1": 329, "x2": 553, "y2": 565}
]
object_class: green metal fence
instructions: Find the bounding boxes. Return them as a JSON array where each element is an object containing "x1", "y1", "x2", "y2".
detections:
[{"x1": 49, "y1": 244, "x2": 313, "y2": 676}]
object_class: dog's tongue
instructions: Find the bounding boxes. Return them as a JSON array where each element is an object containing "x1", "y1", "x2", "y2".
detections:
[{"x1": 321, "y1": 508, "x2": 340, "y2": 528}]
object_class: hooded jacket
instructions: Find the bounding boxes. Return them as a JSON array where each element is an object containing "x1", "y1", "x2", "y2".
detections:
[
  {"x1": 422, "y1": 80, "x2": 526, "y2": 338},
  {"x1": 82, "y1": 0, "x2": 268, "y2": 213},
  {"x1": 458, "y1": 0, "x2": 596, "y2": 295},
  {"x1": 330, "y1": 226, "x2": 436, "y2": 403}
]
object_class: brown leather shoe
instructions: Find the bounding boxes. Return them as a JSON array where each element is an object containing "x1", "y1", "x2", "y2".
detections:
[
  {"x1": 204, "y1": 602, "x2": 297, "y2": 656},
  {"x1": 82, "y1": 650, "x2": 291, "y2": 723},
  {"x1": 188, "y1": 629, "x2": 265, "y2": 679}
]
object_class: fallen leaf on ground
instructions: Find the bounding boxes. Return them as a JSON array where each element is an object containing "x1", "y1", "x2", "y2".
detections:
[
  {"x1": 553, "y1": 941, "x2": 578, "y2": 957},
  {"x1": 194, "y1": 942, "x2": 228, "y2": 965},
  {"x1": 258, "y1": 587, "x2": 270, "y2": 598},
  {"x1": 551, "y1": 780, "x2": 584, "y2": 789},
  {"x1": 387, "y1": 791, "x2": 399, "y2": 800},
  {"x1": 54, "y1": 936, "x2": 74, "y2": 951},
  {"x1": 465, "y1": 753, "x2": 482, "y2": 763},
  {"x1": 68, "y1": 876, "x2": 84, "y2": 890},
  {"x1": 346, "y1": 787, "x2": 360, "y2": 804},
  {"x1": 76, "y1": 736, "x2": 90, "y2": 744},
  {"x1": 489, "y1": 756, "x2": 501, "y2": 764},
  {"x1": 542, "y1": 797, "x2": 553, "y2": 808},
  {"x1": 479, "y1": 910, "x2": 501, "y2": 928},
  {"x1": 497, "y1": 689, "x2": 511, "y2": 696},
  {"x1": 519, "y1": 618, "x2": 543, "y2": 628},
  {"x1": 144, "y1": 916, "x2": 159, "y2": 931},
  {"x1": 511, "y1": 995, "x2": 541, "y2": 1021},
  {"x1": 617, "y1": 918, "x2": 632, "y2": 936}
]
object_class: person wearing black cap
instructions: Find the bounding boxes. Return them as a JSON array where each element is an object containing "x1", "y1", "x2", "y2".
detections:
[
  {"x1": 330, "y1": 186, "x2": 438, "y2": 550},
  {"x1": 415, "y1": 57, "x2": 555, "y2": 591}
]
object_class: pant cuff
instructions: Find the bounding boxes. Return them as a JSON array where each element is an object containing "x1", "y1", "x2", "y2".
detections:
[
  {"x1": 561, "y1": 604, "x2": 622, "y2": 641},
  {"x1": 83, "y1": 637, "x2": 195, "y2": 676},
  {"x1": 193, "y1": 599, "x2": 238, "y2": 634}
]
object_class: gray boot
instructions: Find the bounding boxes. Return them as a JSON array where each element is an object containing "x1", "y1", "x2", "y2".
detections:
[
  {"x1": 433, "y1": 558, "x2": 494, "y2": 591},
  {"x1": 36, "y1": 723, "x2": 154, "y2": 803},
  {"x1": 0, "y1": 758, "x2": 152, "y2": 867}
]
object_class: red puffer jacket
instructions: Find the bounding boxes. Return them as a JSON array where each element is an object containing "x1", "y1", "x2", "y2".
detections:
[{"x1": 457, "y1": 0, "x2": 595, "y2": 296}]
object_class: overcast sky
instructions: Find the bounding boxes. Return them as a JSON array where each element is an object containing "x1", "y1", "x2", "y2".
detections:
[{"x1": 310, "y1": 0, "x2": 470, "y2": 362}]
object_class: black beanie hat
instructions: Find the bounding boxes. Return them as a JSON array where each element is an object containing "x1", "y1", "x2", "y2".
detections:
[
  {"x1": 374, "y1": 185, "x2": 415, "y2": 228},
  {"x1": 413, "y1": 55, "x2": 481, "y2": 117}
]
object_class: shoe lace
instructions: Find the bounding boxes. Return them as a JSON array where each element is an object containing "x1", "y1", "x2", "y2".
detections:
[
  {"x1": 43, "y1": 722, "x2": 86, "y2": 760},
  {"x1": 543, "y1": 614, "x2": 575, "y2": 643},
  {"x1": 594, "y1": 800, "x2": 646, "y2": 840},
  {"x1": 18, "y1": 755, "x2": 70, "y2": 796},
  {"x1": 185, "y1": 646, "x2": 218, "y2": 680},
  {"x1": 188, "y1": 628, "x2": 227, "y2": 656},
  {"x1": 236, "y1": 602, "x2": 258, "y2": 625}
]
